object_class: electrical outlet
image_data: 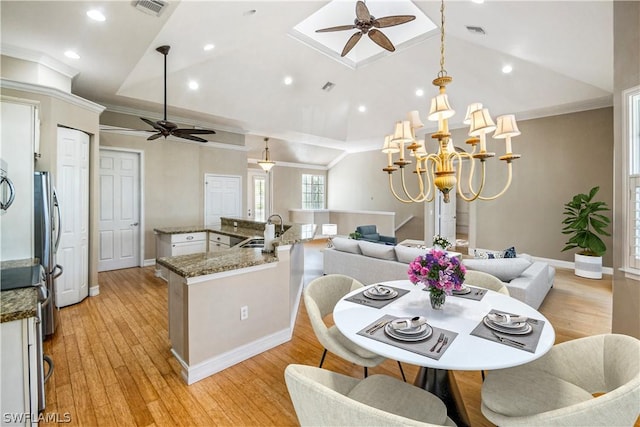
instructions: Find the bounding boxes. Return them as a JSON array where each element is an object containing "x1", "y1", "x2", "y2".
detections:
[{"x1": 240, "y1": 305, "x2": 249, "y2": 320}]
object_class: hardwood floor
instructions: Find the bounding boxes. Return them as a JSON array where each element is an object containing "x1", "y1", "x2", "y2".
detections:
[{"x1": 42, "y1": 241, "x2": 619, "y2": 426}]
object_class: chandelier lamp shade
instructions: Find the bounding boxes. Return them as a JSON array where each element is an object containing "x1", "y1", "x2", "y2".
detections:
[
  {"x1": 383, "y1": 0, "x2": 521, "y2": 203},
  {"x1": 258, "y1": 137, "x2": 276, "y2": 172}
]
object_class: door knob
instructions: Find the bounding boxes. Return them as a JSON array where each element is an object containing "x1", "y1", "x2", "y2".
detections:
[{"x1": 131, "y1": 222, "x2": 139, "y2": 226}]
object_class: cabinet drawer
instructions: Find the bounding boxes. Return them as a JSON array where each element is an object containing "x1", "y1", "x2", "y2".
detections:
[
  {"x1": 208, "y1": 232, "x2": 231, "y2": 246},
  {"x1": 171, "y1": 232, "x2": 206, "y2": 244},
  {"x1": 171, "y1": 241, "x2": 206, "y2": 256}
]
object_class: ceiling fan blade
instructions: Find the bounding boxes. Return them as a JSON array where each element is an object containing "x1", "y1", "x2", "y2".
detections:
[
  {"x1": 341, "y1": 31, "x2": 363, "y2": 57},
  {"x1": 368, "y1": 29, "x2": 395, "y2": 52},
  {"x1": 374, "y1": 15, "x2": 416, "y2": 28},
  {"x1": 174, "y1": 128, "x2": 216, "y2": 135},
  {"x1": 141, "y1": 117, "x2": 164, "y2": 131},
  {"x1": 172, "y1": 133, "x2": 208, "y2": 143},
  {"x1": 147, "y1": 133, "x2": 163, "y2": 141},
  {"x1": 316, "y1": 24, "x2": 357, "y2": 33},
  {"x1": 355, "y1": 1, "x2": 371, "y2": 21}
]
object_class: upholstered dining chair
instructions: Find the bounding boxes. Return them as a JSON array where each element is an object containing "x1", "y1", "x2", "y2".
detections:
[
  {"x1": 304, "y1": 274, "x2": 405, "y2": 381},
  {"x1": 464, "y1": 270, "x2": 509, "y2": 295},
  {"x1": 284, "y1": 364, "x2": 456, "y2": 427},
  {"x1": 481, "y1": 334, "x2": 640, "y2": 426}
]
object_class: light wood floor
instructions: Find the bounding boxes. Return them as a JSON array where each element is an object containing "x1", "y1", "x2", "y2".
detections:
[{"x1": 42, "y1": 240, "x2": 618, "y2": 426}]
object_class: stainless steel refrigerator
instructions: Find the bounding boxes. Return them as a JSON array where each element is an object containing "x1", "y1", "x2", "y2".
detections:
[{"x1": 34, "y1": 171, "x2": 63, "y2": 337}]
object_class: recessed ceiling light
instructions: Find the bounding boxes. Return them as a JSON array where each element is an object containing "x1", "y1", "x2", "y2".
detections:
[
  {"x1": 471, "y1": 0, "x2": 485, "y2": 4},
  {"x1": 502, "y1": 65, "x2": 513, "y2": 74},
  {"x1": 86, "y1": 9, "x2": 106, "y2": 21},
  {"x1": 283, "y1": 76, "x2": 293, "y2": 85},
  {"x1": 358, "y1": 105, "x2": 366, "y2": 113},
  {"x1": 203, "y1": 43, "x2": 215, "y2": 51},
  {"x1": 64, "y1": 50, "x2": 80, "y2": 59},
  {"x1": 188, "y1": 81, "x2": 199, "y2": 90},
  {"x1": 415, "y1": 88, "x2": 424, "y2": 97}
]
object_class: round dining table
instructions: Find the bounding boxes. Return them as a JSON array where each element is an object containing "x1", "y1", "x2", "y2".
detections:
[{"x1": 333, "y1": 279, "x2": 556, "y2": 426}]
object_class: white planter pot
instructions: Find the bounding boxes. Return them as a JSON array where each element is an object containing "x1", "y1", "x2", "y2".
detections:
[{"x1": 574, "y1": 253, "x2": 603, "y2": 279}]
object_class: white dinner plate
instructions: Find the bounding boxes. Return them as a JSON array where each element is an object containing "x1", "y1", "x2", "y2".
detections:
[
  {"x1": 452, "y1": 285, "x2": 471, "y2": 295},
  {"x1": 483, "y1": 316, "x2": 532, "y2": 335},
  {"x1": 389, "y1": 319, "x2": 428, "y2": 336},
  {"x1": 364, "y1": 289, "x2": 398, "y2": 300},
  {"x1": 385, "y1": 323, "x2": 433, "y2": 342}
]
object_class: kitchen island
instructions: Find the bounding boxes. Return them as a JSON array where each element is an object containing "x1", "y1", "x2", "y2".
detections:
[{"x1": 155, "y1": 218, "x2": 314, "y2": 384}]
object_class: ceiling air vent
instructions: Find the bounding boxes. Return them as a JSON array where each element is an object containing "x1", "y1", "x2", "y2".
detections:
[
  {"x1": 132, "y1": 0, "x2": 168, "y2": 17},
  {"x1": 466, "y1": 25, "x2": 486, "y2": 35},
  {"x1": 322, "y1": 81, "x2": 335, "y2": 92}
]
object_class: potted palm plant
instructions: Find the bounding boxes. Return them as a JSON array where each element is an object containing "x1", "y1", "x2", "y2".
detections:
[{"x1": 561, "y1": 186, "x2": 611, "y2": 279}]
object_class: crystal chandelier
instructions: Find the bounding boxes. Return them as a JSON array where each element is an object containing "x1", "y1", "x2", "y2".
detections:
[{"x1": 383, "y1": 0, "x2": 521, "y2": 203}]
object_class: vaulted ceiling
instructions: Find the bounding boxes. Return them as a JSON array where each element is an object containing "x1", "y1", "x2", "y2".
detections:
[{"x1": 0, "y1": 1, "x2": 613, "y2": 166}]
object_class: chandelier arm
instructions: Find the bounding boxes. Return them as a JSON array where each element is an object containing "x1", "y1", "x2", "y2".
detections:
[
  {"x1": 458, "y1": 156, "x2": 486, "y2": 202},
  {"x1": 477, "y1": 162, "x2": 514, "y2": 201},
  {"x1": 388, "y1": 173, "x2": 422, "y2": 203},
  {"x1": 400, "y1": 167, "x2": 429, "y2": 202}
]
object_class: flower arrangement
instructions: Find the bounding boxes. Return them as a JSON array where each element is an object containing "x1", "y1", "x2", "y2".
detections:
[
  {"x1": 432, "y1": 235, "x2": 451, "y2": 250},
  {"x1": 408, "y1": 249, "x2": 466, "y2": 296}
]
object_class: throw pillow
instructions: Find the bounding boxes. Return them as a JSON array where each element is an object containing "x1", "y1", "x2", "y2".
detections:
[
  {"x1": 473, "y1": 248, "x2": 505, "y2": 259},
  {"x1": 462, "y1": 257, "x2": 531, "y2": 282},
  {"x1": 503, "y1": 246, "x2": 517, "y2": 258},
  {"x1": 358, "y1": 240, "x2": 397, "y2": 261},
  {"x1": 332, "y1": 237, "x2": 362, "y2": 254},
  {"x1": 395, "y1": 244, "x2": 427, "y2": 264}
]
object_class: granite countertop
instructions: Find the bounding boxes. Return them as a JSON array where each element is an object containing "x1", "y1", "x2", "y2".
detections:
[
  {"x1": 0, "y1": 287, "x2": 39, "y2": 323},
  {"x1": 157, "y1": 246, "x2": 279, "y2": 278},
  {"x1": 155, "y1": 219, "x2": 316, "y2": 278},
  {"x1": 0, "y1": 258, "x2": 41, "y2": 323}
]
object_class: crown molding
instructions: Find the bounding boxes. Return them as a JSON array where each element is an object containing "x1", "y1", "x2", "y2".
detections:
[
  {"x1": 1, "y1": 44, "x2": 79, "y2": 79},
  {"x1": 248, "y1": 157, "x2": 327, "y2": 171},
  {"x1": 0, "y1": 78, "x2": 105, "y2": 113}
]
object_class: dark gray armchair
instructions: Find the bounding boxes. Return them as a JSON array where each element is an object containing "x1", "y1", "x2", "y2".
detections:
[{"x1": 355, "y1": 225, "x2": 397, "y2": 245}]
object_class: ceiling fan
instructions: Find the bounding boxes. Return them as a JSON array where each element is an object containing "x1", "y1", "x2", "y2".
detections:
[
  {"x1": 140, "y1": 45, "x2": 216, "y2": 143},
  {"x1": 315, "y1": 1, "x2": 416, "y2": 57}
]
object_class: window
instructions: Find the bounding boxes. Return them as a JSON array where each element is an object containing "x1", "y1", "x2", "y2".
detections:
[
  {"x1": 253, "y1": 175, "x2": 266, "y2": 222},
  {"x1": 626, "y1": 87, "x2": 640, "y2": 272},
  {"x1": 302, "y1": 174, "x2": 325, "y2": 209}
]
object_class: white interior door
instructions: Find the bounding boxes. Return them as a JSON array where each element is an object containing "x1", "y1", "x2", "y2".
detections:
[
  {"x1": 435, "y1": 191, "x2": 456, "y2": 245},
  {"x1": 205, "y1": 174, "x2": 241, "y2": 227},
  {"x1": 247, "y1": 170, "x2": 268, "y2": 221},
  {"x1": 56, "y1": 127, "x2": 89, "y2": 307},
  {"x1": 98, "y1": 149, "x2": 141, "y2": 272}
]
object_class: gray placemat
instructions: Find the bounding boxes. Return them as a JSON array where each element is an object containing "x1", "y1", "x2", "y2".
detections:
[
  {"x1": 423, "y1": 286, "x2": 487, "y2": 301},
  {"x1": 344, "y1": 286, "x2": 410, "y2": 309},
  {"x1": 470, "y1": 309, "x2": 545, "y2": 353},
  {"x1": 357, "y1": 314, "x2": 458, "y2": 360}
]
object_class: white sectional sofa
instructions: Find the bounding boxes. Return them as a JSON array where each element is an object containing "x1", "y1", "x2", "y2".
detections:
[{"x1": 323, "y1": 237, "x2": 555, "y2": 309}]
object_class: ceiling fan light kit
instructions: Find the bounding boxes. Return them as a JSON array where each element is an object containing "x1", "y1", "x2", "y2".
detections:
[
  {"x1": 315, "y1": 0, "x2": 416, "y2": 57},
  {"x1": 140, "y1": 45, "x2": 216, "y2": 143},
  {"x1": 383, "y1": 0, "x2": 521, "y2": 204}
]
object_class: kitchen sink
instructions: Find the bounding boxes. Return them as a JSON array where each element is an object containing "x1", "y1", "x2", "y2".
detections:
[{"x1": 237, "y1": 238, "x2": 264, "y2": 248}]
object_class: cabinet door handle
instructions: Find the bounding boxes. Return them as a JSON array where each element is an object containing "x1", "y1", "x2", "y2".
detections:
[
  {"x1": 186, "y1": 236, "x2": 194, "y2": 240},
  {"x1": 130, "y1": 222, "x2": 139, "y2": 226},
  {"x1": 0, "y1": 175, "x2": 16, "y2": 210}
]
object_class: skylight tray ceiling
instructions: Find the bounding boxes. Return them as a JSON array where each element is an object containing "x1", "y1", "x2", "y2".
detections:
[{"x1": 0, "y1": 1, "x2": 613, "y2": 155}]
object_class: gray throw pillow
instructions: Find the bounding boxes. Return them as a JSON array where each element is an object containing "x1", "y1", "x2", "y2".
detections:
[
  {"x1": 462, "y1": 257, "x2": 531, "y2": 282},
  {"x1": 358, "y1": 240, "x2": 397, "y2": 260},
  {"x1": 395, "y1": 244, "x2": 427, "y2": 264},
  {"x1": 332, "y1": 237, "x2": 362, "y2": 254}
]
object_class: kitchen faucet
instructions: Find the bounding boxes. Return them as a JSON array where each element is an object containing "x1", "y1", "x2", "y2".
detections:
[{"x1": 267, "y1": 214, "x2": 284, "y2": 236}]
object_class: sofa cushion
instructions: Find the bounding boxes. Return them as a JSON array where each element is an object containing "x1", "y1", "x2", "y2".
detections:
[
  {"x1": 332, "y1": 237, "x2": 362, "y2": 254},
  {"x1": 395, "y1": 245, "x2": 427, "y2": 264},
  {"x1": 358, "y1": 240, "x2": 397, "y2": 261},
  {"x1": 463, "y1": 257, "x2": 531, "y2": 282}
]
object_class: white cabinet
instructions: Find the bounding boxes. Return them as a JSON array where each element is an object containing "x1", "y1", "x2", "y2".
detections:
[
  {"x1": 155, "y1": 232, "x2": 207, "y2": 281},
  {"x1": 1, "y1": 98, "x2": 38, "y2": 262},
  {"x1": 208, "y1": 232, "x2": 231, "y2": 252},
  {"x1": 1, "y1": 317, "x2": 38, "y2": 425}
]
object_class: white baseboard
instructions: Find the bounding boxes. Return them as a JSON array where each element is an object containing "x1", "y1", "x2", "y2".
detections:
[
  {"x1": 174, "y1": 327, "x2": 293, "y2": 385},
  {"x1": 89, "y1": 285, "x2": 100, "y2": 297},
  {"x1": 529, "y1": 256, "x2": 614, "y2": 276},
  {"x1": 143, "y1": 258, "x2": 156, "y2": 267}
]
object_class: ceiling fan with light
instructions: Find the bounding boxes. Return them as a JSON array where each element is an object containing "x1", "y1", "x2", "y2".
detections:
[
  {"x1": 140, "y1": 45, "x2": 216, "y2": 143},
  {"x1": 316, "y1": 0, "x2": 415, "y2": 57}
]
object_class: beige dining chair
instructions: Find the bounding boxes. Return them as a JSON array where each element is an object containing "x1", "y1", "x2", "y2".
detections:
[
  {"x1": 481, "y1": 334, "x2": 640, "y2": 426},
  {"x1": 284, "y1": 364, "x2": 456, "y2": 427},
  {"x1": 304, "y1": 274, "x2": 405, "y2": 380},
  {"x1": 464, "y1": 270, "x2": 509, "y2": 295}
]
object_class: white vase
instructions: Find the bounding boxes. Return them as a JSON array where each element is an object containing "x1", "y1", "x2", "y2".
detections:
[{"x1": 574, "y1": 253, "x2": 603, "y2": 279}]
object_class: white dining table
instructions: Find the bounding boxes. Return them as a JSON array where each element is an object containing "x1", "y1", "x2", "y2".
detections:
[
  {"x1": 333, "y1": 279, "x2": 556, "y2": 426},
  {"x1": 334, "y1": 279, "x2": 556, "y2": 371}
]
